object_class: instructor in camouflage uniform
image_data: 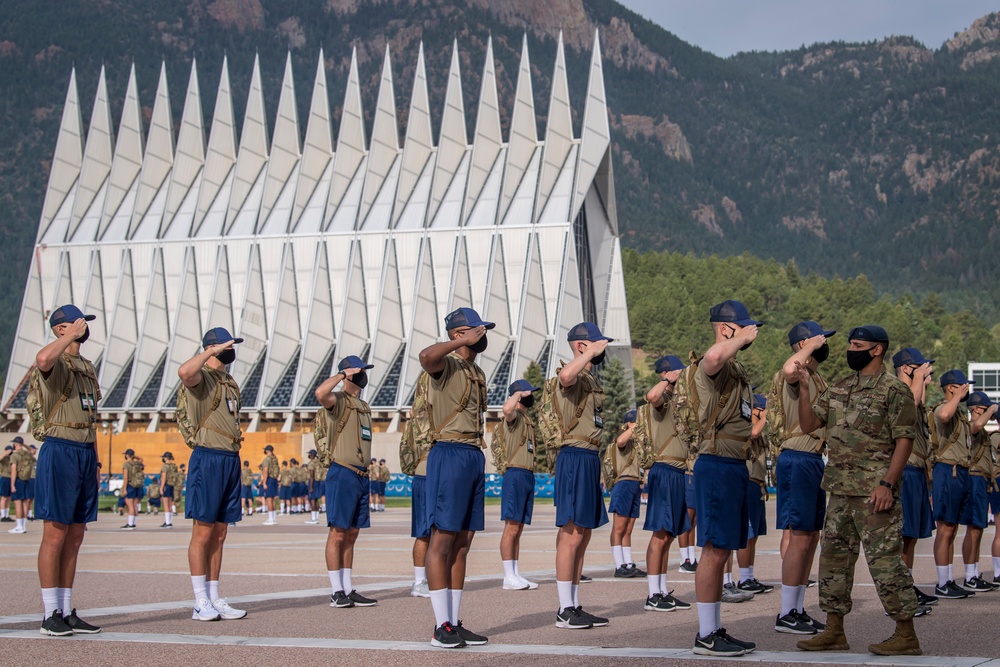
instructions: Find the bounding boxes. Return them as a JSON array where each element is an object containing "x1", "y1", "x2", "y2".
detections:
[{"x1": 794, "y1": 325, "x2": 920, "y2": 656}]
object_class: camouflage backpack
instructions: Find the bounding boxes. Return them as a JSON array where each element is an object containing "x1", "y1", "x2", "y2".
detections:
[
  {"x1": 633, "y1": 403, "x2": 657, "y2": 470},
  {"x1": 924, "y1": 402, "x2": 964, "y2": 460},
  {"x1": 765, "y1": 369, "x2": 827, "y2": 455},
  {"x1": 536, "y1": 373, "x2": 602, "y2": 471},
  {"x1": 313, "y1": 396, "x2": 368, "y2": 468},
  {"x1": 600, "y1": 429, "x2": 636, "y2": 491},
  {"x1": 671, "y1": 352, "x2": 739, "y2": 455},
  {"x1": 26, "y1": 354, "x2": 100, "y2": 442},
  {"x1": 176, "y1": 368, "x2": 241, "y2": 450},
  {"x1": 489, "y1": 416, "x2": 532, "y2": 476}
]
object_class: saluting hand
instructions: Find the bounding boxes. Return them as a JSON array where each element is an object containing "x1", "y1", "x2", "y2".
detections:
[
  {"x1": 62, "y1": 318, "x2": 88, "y2": 341},
  {"x1": 802, "y1": 334, "x2": 826, "y2": 352},
  {"x1": 456, "y1": 326, "x2": 487, "y2": 347},
  {"x1": 342, "y1": 367, "x2": 363, "y2": 380},
  {"x1": 737, "y1": 324, "x2": 759, "y2": 344},
  {"x1": 209, "y1": 339, "x2": 235, "y2": 357},
  {"x1": 582, "y1": 339, "x2": 609, "y2": 359}
]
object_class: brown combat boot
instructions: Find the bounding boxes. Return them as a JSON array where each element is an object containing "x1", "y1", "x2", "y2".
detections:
[
  {"x1": 868, "y1": 619, "x2": 921, "y2": 656},
  {"x1": 797, "y1": 613, "x2": 849, "y2": 651}
]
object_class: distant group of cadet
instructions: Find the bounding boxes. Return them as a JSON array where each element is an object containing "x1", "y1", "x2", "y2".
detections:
[{"x1": 8, "y1": 299, "x2": 999, "y2": 658}]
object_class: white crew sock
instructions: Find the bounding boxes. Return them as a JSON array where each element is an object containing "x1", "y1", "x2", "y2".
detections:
[
  {"x1": 797, "y1": 584, "x2": 807, "y2": 613},
  {"x1": 343, "y1": 568, "x2": 353, "y2": 592},
  {"x1": 328, "y1": 569, "x2": 343, "y2": 594},
  {"x1": 513, "y1": 560, "x2": 521, "y2": 577},
  {"x1": 41, "y1": 588, "x2": 59, "y2": 616},
  {"x1": 965, "y1": 563, "x2": 977, "y2": 579},
  {"x1": 697, "y1": 602, "x2": 718, "y2": 637},
  {"x1": 571, "y1": 583, "x2": 580, "y2": 607},
  {"x1": 449, "y1": 589, "x2": 462, "y2": 624},
  {"x1": 311, "y1": 511, "x2": 318, "y2": 521},
  {"x1": 937, "y1": 565, "x2": 950, "y2": 587},
  {"x1": 623, "y1": 546, "x2": 633, "y2": 564},
  {"x1": 659, "y1": 573, "x2": 667, "y2": 593},
  {"x1": 685, "y1": 546, "x2": 695, "y2": 562},
  {"x1": 269, "y1": 511, "x2": 276, "y2": 522},
  {"x1": 739, "y1": 567, "x2": 753, "y2": 583},
  {"x1": 993, "y1": 557, "x2": 1000, "y2": 577},
  {"x1": 612, "y1": 545, "x2": 624, "y2": 568},
  {"x1": 948, "y1": 563, "x2": 953, "y2": 581},
  {"x1": 723, "y1": 572, "x2": 733, "y2": 586},
  {"x1": 57, "y1": 588, "x2": 71, "y2": 614},
  {"x1": 191, "y1": 575, "x2": 207, "y2": 603},
  {"x1": 557, "y1": 580, "x2": 574, "y2": 609},
  {"x1": 430, "y1": 588, "x2": 450, "y2": 627},
  {"x1": 647, "y1": 575, "x2": 660, "y2": 598},
  {"x1": 18, "y1": 518, "x2": 26, "y2": 530},
  {"x1": 414, "y1": 566, "x2": 426, "y2": 585},
  {"x1": 380, "y1": 503, "x2": 385, "y2": 511},
  {"x1": 207, "y1": 580, "x2": 219, "y2": 602},
  {"x1": 503, "y1": 560, "x2": 516, "y2": 580},
  {"x1": 1, "y1": 508, "x2": 7, "y2": 518},
  {"x1": 780, "y1": 584, "x2": 798, "y2": 616},
  {"x1": 164, "y1": 511, "x2": 172, "y2": 525},
  {"x1": 127, "y1": 514, "x2": 136, "y2": 526},
  {"x1": 28, "y1": 509, "x2": 33, "y2": 518}
]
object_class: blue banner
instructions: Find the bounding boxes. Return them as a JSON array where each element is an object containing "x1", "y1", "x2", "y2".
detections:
[{"x1": 386, "y1": 473, "x2": 556, "y2": 498}]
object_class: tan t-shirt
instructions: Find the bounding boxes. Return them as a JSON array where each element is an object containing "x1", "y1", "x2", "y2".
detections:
[
  {"x1": 260, "y1": 454, "x2": 279, "y2": 479},
  {"x1": 610, "y1": 436, "x2": 642, "y2": 483},
  {"x1": 322, "y1": 392, "x2": 373, "y2": 469},
  {"x1": 279, "y1": 468, "x2": 292, "y2": 486},
  {"x1": 933, "y1": 405, "x2": 972, "y2": 467},
  {"x1": 428, "y1": 354, "x2": 487, "y2": 448},
  {"x1": 776, "y1": 369, "x2": 827, "y2": 453},
  {"x1": 0, "y1": 452, "x2": 11, "y2": 479},
  {"x1": 555, "y1": 367, "x2": 605, "y2": 451},
  {"x1": 38, "y1": 353, "x2": 100, "y2": 443},
  {"x1": 241, "y1": 466, "x2": 254, "y2": 486},
  {"x1": 646, "y1": 394, "x2": 688, "y2": 469},
  {"x1": 969, "y1": 429, "x2": 992, "y2": 477},
  {"x1": 502, "y1": 410, "x2": 537, "y2": 471},
  {"x1": 748, "y1": 435, "x2": 767, "y2": 483},
  {"x1": 693, "y1": 358, "x2": 753, "y2": 459},
  {"x1": 160, "y1": 462, "x2": 178, "y2": 486},
  {"x1": 990, "y1": 432, "x2": 1000, "y2": 480},
  {"x1": 907, "y1": 404, "x2": 933, "y2": 469},
  {"x1": 184, "y1": 366, "x2": 242, "y2": 451}
]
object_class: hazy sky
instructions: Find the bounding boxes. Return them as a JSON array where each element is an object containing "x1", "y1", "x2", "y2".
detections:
[{"x1": 616, "y1": 1, "x2": 999, "y2": 57}]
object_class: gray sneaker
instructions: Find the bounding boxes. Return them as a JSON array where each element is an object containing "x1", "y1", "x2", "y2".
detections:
[
  {"x1": 722, "y1": 582, "x2": 754, "y2": 603},
  {"x1": 410, "y1": 580, "x2": 430, "y2": 598}
]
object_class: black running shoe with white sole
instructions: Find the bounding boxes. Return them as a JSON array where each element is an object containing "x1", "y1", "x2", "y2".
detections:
[
  {"x1": 663, "y1": 592, "x2": 691, "y2": 610},
  {"x1": 775, "y1": 611, "x2": 816, "y2": 635},
  {"x1": 737, "y1": 578, "x2": 773, "y2": 594},
  {"x1": 556, "y1": 606, "x2": 592, "y2": 629},
  {"x1": 630, "y1": 564, "x2": 647, "y2": 577},
  {"x1": 693, "y1": 629, "x2": 746, "y2": 657},
  {"x1": 330, "y1": 590, "x2": 354, "y2": 608},
  {"x1": 914, "y1": 586, "x2": 938, "y2": 606},
  {"x1": 575, "y1": 606, "x2": 609, "y2": 627},
  {"x1": 934, "y1": 580, "x2": 970, "y2": 599},
  {"x1": 39, "y1": 611, "x2": 73, "y2": 637},
  {"x1": 431, "y1": 622, "x2": 466, "y2": 648},
  {"x1": 679, "y1": 560, "x2": 697, "y2": 573},
  {"x1": 614, "y1": 565, "x2": 633, "y2": 578},
  {"x1": 990, "y1": 576, "x2": 1000, "y2": 591},
  {"x1": 719, "y1": 628, "x2": 756, "y2": 654},
  {"x1": 64, "y1": 609, "x2": 101, "y2": 634},
  {"x1": 454, "y1": 621, "x2": 488, "y2": 645},
  {"x1": 644, "y1": 594, "x2": 670, "y2": 611},
  {"x1": 963, "y1": 576, "x2": 992, "y2": 593},
  {"x1": 347, "y1": 590, "x2": 377, "y2": 607},
  {"x1": 579, "y1": 574, "x2": 593, "y2": 583},
  {"x1": 798, "y1": 610, "x2": 824, "y2": 631}
]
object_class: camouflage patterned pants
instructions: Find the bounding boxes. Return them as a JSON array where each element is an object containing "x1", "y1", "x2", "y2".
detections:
[{"x1": 817, "y1": 494, "x2": 918, "y2": 621}]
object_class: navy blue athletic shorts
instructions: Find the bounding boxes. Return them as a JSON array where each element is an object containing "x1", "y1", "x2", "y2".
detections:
[
  {"x1": 933, "y1": 462, "x2": 971, "y2": 525},
  {"x1": 310, "y1": 480, "x2": 325, "y2": 501},
  {"x1": 0, "y1": 476, "x2": 9, "y2": 498},
  {"x1": 747, "y1": 480, "x2": 767, "y2": 539},
  {"x1": 185, "y1": 447, "x2": 242, "y2": 524},
  {"x1": 25, "y1": 478, "x2": 35, "y2": 499},
  {"x1": 264, "y1": 477, "x2": 278, "y2": 498},
  {"x1": 11, "y1": 477, "x2": 31, "y2": 501},
  {"x1": 279, "y1": 485, "x2": 291, "y2": 501},
  {"x1": 775, "y1": 449, "x2": 826, "y2": 532},
  {"x1": 126, "y1": 484, "x2": 144, "y2": 500},
  {"x1": 425, "y1": 442, "x2": 485, "y2": 532},
  {"x1": 901, "y1": 464, "x2": 934, "y2": 539},
  {"x1": 34, "y1": 437, "x2": 99, "y2": 524},
  {"x1": 693, "y1": 454, "x2": 748, "y2": 551},
  {"x1": 685, "y1": 471, "x2": 696, "y2": 510},
  {"x1": 643, "y1": 462, "x2": 690, "y2": 536},
  {"x1": 149, "y1": 497, "x2": 161, "y2": 507},
  {"x1": 501, "y1": 467, "x2": 535, "y2": 525},
  {"x1": 554, "y1": 446, "x2": 608, "y2": 530},
  {"x1": 961, "y1": 475, "x2": 989, "y2": 529},
  {"x1": 162, "y1": 483, "x2": 174, "y2": 498},
  {"x1": 990, "y1": 476, "x2": 1000, "y2": 517},
  {"x1": 326, "y1": 463, "x2": 370, "y2": 529},
  {"x1": 609, "y1": 479, "x2": 641, "y2": 518},
  {"x1": 369, "y1": 479, "x2": 379, "y2": 495},
  {"x1": 411, "y1": 474, "x2": 430, "y2": 538},
  {"x1": 241, "y1": 484, "x2": 253, "y2": 500}
]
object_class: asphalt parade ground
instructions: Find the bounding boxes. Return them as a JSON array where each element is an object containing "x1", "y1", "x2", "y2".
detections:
[{"x1": 1, "y1": 501, "x2": 998, "y2": 667}]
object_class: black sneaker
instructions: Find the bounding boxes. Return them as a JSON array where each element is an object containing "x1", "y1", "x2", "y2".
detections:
[
  {"x1": 556, "y1": 606, "x2": 592, "y2": 629},
  {"x1": 990, "y1": 576, "x2": 1000, "y2": 591},
  {"x1": 679, "y1": 559, "x2": 698, "y2": 573},
  {"x1": 914, "y1": 586, "x2": 938, "y2": 606},
  {"x1": 39, "y1": 610, "x2": 73, "y2": 637},
  {"x1": 914, "y1": 605, "x2": 932, "y2": 618},
  {"x1": 806, "y1": 579, "x2": 816, "y2": 588},
  {"x1": 120, "y1": 524, "x2": 136, "y2": 530},
  {"x1": 662, "y1": 591, "x2": 691, "y2": 610},
  {"x1": 644, "y1": 593, "x2": 669, "y2": 611},
  {"x1": 774, "y1": 611, "x2": 816, "y2": 635},
  {"x1": 614, "y1": 565, "x2": 633, "y2": 578},
  {"x1": 718, "y1": 627, "x2": 756, "y2": 654},
  {"x1": 575, "y1": 606, "x2": 609, "y2": 627},
  {"x1": 454, "y1": 620, "x2": 488, "y2": 645},
  {"x1": 347, "y1": 590, "x2": 377, "y2": 607},
  {"x1": 330, "y1": 590, "x2": 354, "y2": 608},
  {"x1": 693, "y1": 628, "x2": 746, "y2": 657},
  {"x1": 431, "y1": 621, "x2": 466, "y2": 648},
  {"x1": 64, "y1": 609, "x2": 101, "y2": 634},
  {"x1": 935, "y1": 580, "x2": 970, "y2": 599},
  {"x1": 629, "y1": 563, "x2": 647, "y2": 577},
  {"x1": 160, "y1": 523, "x2": 173, "y2": 528},
  {"x1": 962, "y1": 576, "x2": 992, "y2": 592},
  {"x1": 579, "y1": 574, "x2": 593, "y2": 583},
  {"x1": 737, "y1": 578, "x2": 774, "y2": 594},
  {"x1": 798, "y1": 610, "x2": 824, "y2": 631},
  {"x1": 0, "y1": 516, "x2": 13, "y2": 522}
]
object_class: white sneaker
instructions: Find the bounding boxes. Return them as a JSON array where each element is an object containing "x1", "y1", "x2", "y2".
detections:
[
  {"x1": 262, "y1": 520, "x2": 277, "y2": 526},
  {"x1": 516, "y1": 575, "x2": 539, "y2": 590},
  {"x1": 212, "y1": 598, "x2": 247, "y2": 620},
  {"x1": 410, "y1": 580, "x2": 431, "y2": 598},
  {"x1": 503, "y1": 577, "x2": 529, "y2": 590},
  {"x1": 8, "y1": 526, "x2": 25, "y2": 534},
  {"x1": 304, "y1": 520, "x2": 319, "y2": 525},
  {"x1": 192, "y1": 598, "x2": 221, "y2": 621}
]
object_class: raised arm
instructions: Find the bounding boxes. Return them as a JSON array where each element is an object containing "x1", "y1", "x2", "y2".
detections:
[
  {"x1": 502, "y1": 390, "x2": 531, "y2": 422},
  {"x1": 794, "y1": 361, "x2": 823, "y2": 434},
  {"x1": 558, "y1": 340, "x2": 608, "y2": 388},
  {"x1": 701, "y1": 325, "x2": 757, "y2": 377},
  {"x1": 178, "y1": 340, "x2": 234, "y2": 388},
  {"x1": 36, "y1": 318, "x2": 88, "y2": 373},
  {"x1": 782, "y1": 335, "x2": 826, "y2": 383},
  {"x1": 419, "y1": 326, "x2": 485, "y2": 375}
]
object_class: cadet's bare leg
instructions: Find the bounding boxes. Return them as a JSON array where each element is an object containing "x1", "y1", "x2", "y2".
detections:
[{"x1": 933, "y1": 521, "x2": 958, "y2": 569}]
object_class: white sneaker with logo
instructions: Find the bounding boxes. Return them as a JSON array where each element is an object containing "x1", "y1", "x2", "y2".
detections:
[
  {"x1": 212, "y1": 598, "x2": 247, "y2": 620},
  {"x1": 516, "y1": 575, "x2": 539, "y2": 590},
  {"x1": 192, "y1": 598, "x2": 221, "y2": 621}
]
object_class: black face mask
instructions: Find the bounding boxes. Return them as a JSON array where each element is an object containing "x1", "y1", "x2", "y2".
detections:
[
  {"x1": 76, "y1": 324, "x2": 90, "y2": 344},
  {"x1": 811, "y1": 343, "x2": 829, "y2": 363},
  {"x1": 217, "y1": 349, "x2": 236, "y2": 365},
  {"x1": 592, "y1": 352, "x2": 607, "y2": 366},
  {"x1": 846, "y1": 348, "x2": 874, "y2": 371},
  {"x1": 351, "y1": 372, "x2": 368, "y2": 389},
  {"x1": 519, "y1": 395, "x2": 535, "y2": 408},
  {"x1": 469, "y1": 335, "x2": 489, "y2": 354}
]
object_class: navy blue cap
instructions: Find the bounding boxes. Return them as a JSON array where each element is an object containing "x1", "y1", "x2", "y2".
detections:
[
  {"x1": 753, "y1": 394, "x2": 767, "y2": 410},
  {"x1": 788, "y1": 321, "x2": 836, "y2": 346},
  {"x1": 623, "y1": 409, "x2": 637, "y2": 424},
  {"x1": 161, "y1": 451, "x2": 173, "y2": 459},
  {"x1": 508, "y1": 379, "x2": 541, "y2": 396},
  {"x1": 203, "y1": 327, "x2": 244, "y2": 347},
  {"x1": 338, "y1": 355, "x2": 374, "y2": 372},
  {"x1": 892, "y1": 347, "x2": 934, "y2": 368},
  {"x1": 124, "y1": 448, "x2": 135, "y2": 456},
  {"x1": 379, "y1": 459, "x2": 386, "y2": 463},
  {"x1": 264, "y1": 445, "x2": 274, "y2": 452},
  {"x1": 847, "y1": 325, "x2": 889, "y2": 344},
  {"x1": 966, "y1": 391, "x2": 993, "y2": 409},
  {"x1": 308, "y1": 449, "x2": 317, "y2": 456},
  {"x1": 3, "y1": 445, "x2": 12, "y2": 451},
  {"x1": 49, "y1": 304, "x2": 96, "y2": 328},
  {"x1": 654, "y1": 355, "x2": 687, "y2": 374},
  {"x1": 444, "y1": 307, "x2": 495, "y2": 331},
  {"x1": 567, "y1": 322, "x2": 613, "y2": 342},
  {"x1": 709, "y1": 300, "x2": 762, "y2": 327},
  {"x1": 940, "y1": 369, "x2": 974, "y2": 387},
  {"x1": 11, "y1": 436, "x2": 24, "y2": 445}
]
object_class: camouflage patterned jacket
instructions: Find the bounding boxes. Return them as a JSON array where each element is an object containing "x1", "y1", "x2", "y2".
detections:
[{"x1": 812, "y1": 365, "x2": 918, "y2": 497}]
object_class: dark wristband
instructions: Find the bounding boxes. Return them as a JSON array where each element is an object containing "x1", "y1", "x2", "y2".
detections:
[{"x1": 879, "y1": 480, "x2": 892, "y2": 489}]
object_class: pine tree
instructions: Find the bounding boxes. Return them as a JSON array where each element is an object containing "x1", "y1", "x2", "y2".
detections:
[{"x1": 599, "y1": 357, "x2": 634, "y2": 450}]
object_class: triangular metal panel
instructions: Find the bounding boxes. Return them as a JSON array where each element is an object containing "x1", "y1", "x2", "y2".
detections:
[
  {"x1": 100, "y1": 179, "x2": 138, "y2": 242},
  {"x1": 325, "y1": 49, "x2": 366, "y2": 221},
  {"x1": 66, "y1": 247, "x2": 91, "y2": 320},
  {"x1": 338, "y1": 239, "x2": 370, "y2": 365},
  {"x1": 225, "y1": 238, "x2": 252, "y2": 327},
  {"x1": 393, "y1": 43, "x2": 433, "y2": 228},
  {"x1": 463, "y1": 37, "x2": 502, "y2": 224},
  {"x1": 327, "y1": 154, "x2": 366, "y2": 232},
  {"x1": 130, "y1": 62, "x2": 174, "y2": 238},
  {"x1": 225, "y1": 55, "x2": 269, "y2": 233},
  {"x1": 259, "y1": 243, "x2": 302, "y2": 406},
  {"x1": 394, "y1": 231, "x2": 422, "y2": 332},
  {"x1": 429, "y1": 150, "x2": 469, "y2": 229},
  {"x1": 603, "y1": 237, "x2": 631, "y2": 345},
  {"x1": 427, "y1": 41, "x2": 467, "y2": 225},
  {"x1": 68, "y1": 175, "x2": 103, "y2": 241},
  {"x1": 369, "y1": 240, "x2": 405, "y2": 400},
  {"x1": 537, "y1": 225, "x2": 568, "y2": 333},
  {"x1": 512, "y1": 233, "x2": 548, "y2": 381},
  {"x1": 68, "y1": 66, "x2": 113, "y2": 242},
  {"x1": 258, "y1": 52, "x2": 300, "y2": 232},
  {"x1": 100, "y1": 64, "x2": 144, "y2": 241},
  {"x1": 162, "y1": 247, "x2": 202, "y2": 407},
  {"x1": 50, "y1": 251, "x2": 74, "y2": 312},
  {"x1": 326, "y1": 232, "x2": 353, "y2": 330},
  {"x1": 131, "y1": 165, "x2": 170, "y2": 241},
  {"x1": 197, "y1": 169, "x2": 235, "y2": 238},
  {"x1": 359, "y1": 45, "x2": 399, "y2": 227},
  {"x1": 448, "y1": 234, "x2": 473, "y2": 313},
  {"x1": 205, "y1": 244, "x2": 235, "y2": 335},
  {"x1": 539, "y1": 143, "x2": 578, "y2": 224},
  {"x1": 161, "y1": 243, "x2": 187, "y2": 324},
  {"x1": 41, "y1": 179, "x2": 79, "y2": 245},
  {"x1": 595, "y1": 146, "x2": 619, "y2": 235},
  {"x1": 232, "y1": 244, "x2": 268, "y2": 389},
  {"x1": 584, "y1": 185, "x2": 615, "y2": 326},
  {"x1": 82, "y1": 249, "x2": 108, "y2": 361},
  {"x1": 395, "y1": 153, "x2": 434, "y2": 230},
  {"x1": 501, "y1": 146, "x2": 540, "y2": 225},
  {"x1": 464, "y1": 228, "x2": 493, "y2": 311},
  {"x1": 428, "y1": 231, "x2": 457, "y2": 332},
  {"x1": 129, "y1": 248, "x2": 171, "y2": 406},
  {"x1": 130, "y1": 243, "x2": 155, "y2": 332},
  {"x1": 477, "y1": 234, "x2": 512, "y2": 385},
  {"x1": 499, "y1": 35, "x2": 537, "y2": 226},
  {"x1": 359, "y1": 234, "x2": 386, "y2": 331},
  {"x1": 256, "y1": 161, "x2": 298, "y2": 236},
  {"x1": 534, "y1": 34, "x2": 575, "y2": 224},
  {"x1": 291, "y1": 49, "x2": 334, "y2": 231},
  {"x1": 555, "y1": 228, "x2": 584, "y2": 359},
  {"x1": 38, "y1": 68, "x2": 84, "y2": 242},
  {"x1": 37, "y1": 248, "x2": 62, "y2": 320},
  {"x1": 2, "y1": 257, "x2": 46, "y2": 408},
  {"x1": 290, "y1": 235, "x2": 318, "y2": 327},
  {"x1": 98, "y1": 244, "x2": 124, "y2": 325},
  {"x1": 359, "y1": 157, "x2": 399, "y2": 231},
  {"x1": 570, "y1": 30, "x2": 611, "y2": 224},
  {"x1": 464, "y1": 147, "x2": 504, "y2": 227},
  {"x1": 398, "y1": 237, "x2": 440, "y2": 407},
  {"x1": 258, "y1": 237, "x2": 283, "y2": 318},
  {"x1": 295, "y1": 241, "x2": 336, "y2": 407},
  {"x1": 192, "y1": 56, "x2": 237, "y2": 236},
  {"x1": 501, "y1": 227, "x2": 529, "y2": 337},
  {"x1": 161, "y1": 60, "x2": 205, "y2": 237},
  {"x1": 98, "y1": 249, "x2": 138, "y2": 403},
  {"x1": 295, "y1": 160, "x2": 333, "y2": 235}
]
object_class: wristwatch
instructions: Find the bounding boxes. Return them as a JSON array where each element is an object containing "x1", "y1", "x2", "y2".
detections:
[{"x1": 878, "y1": 480, "x2": 893, "y2": 490}]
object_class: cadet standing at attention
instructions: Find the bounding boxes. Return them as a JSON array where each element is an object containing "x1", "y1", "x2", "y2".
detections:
[
  {"x1": 0, "y1": 439, "x2": 15, "y2": 523},
  {"x1": 378, "y1": 459, "x2": 391, "y2": 512},
  {"x1": 959, "y1": 391, "x2": 996, "y2": 592},
  {"x1": 240, "y1": 460, "x2": 255, "y2": 516},
  {"x1": 177, "y1": 327, "x2": 247, "y2": 622},
  {"x1": 159, "y1": 452, "x2": 178, "y2": 528},
  {"x1": 260, "y1": 445, "x2": 279, "y2": 525},
  {"x1": 305, "y1": 449, "x2": 323, "y2": 524},
  {"x1": 122, "y1": 449, "x2": 143, "y2": 530},
  {"x1": 9, "y1": 438, "x2": 33, "y2": 534},
  {"x1": 735, "y1": 394, "x2": 773, "y2": 597},
  {"x1": 795, "y1": 325, "x2": 920, "y2": 656},
  {"x1": 608, "y1": 409, "x2": 645, "y2": 579}
]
